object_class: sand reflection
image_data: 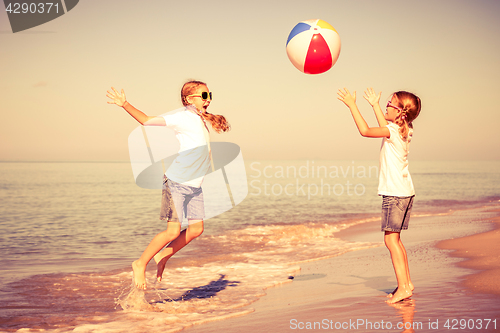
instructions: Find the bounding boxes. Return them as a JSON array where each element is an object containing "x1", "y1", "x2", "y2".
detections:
[{"x1": 388, "y1": 299, "x2": 416, "y2": 333}]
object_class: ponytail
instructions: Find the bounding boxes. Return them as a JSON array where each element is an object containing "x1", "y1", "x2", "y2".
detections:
[
  {"x1": 200, "y1": 112, "x2": 230, "y2": 133},
  {"x1": 392, "y1": 92, "x2": 421, "y2": 140}
]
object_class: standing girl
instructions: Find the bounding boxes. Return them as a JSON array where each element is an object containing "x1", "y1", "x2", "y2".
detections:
[
  {"x1": 107, "y1": 80, "x2": 230, "y2": 290},
  {"x1": 337, "y1": 87, "x2": 421, "y2": 304}
]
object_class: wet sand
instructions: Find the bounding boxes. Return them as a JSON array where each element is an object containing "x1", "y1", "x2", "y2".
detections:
[
  {"x1": 437, "y1": 210, "x2": 500, "y2": 296},
  {"x1": 186, "y1": 205, "x2": 500, "y2": 332}
]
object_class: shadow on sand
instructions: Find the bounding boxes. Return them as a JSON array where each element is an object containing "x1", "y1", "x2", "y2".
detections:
[{"x1": 158, "y1": 274, "x2": 239, "y2": 302}]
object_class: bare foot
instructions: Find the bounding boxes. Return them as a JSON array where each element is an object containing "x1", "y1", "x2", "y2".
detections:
[
  {"x1": 386, "y1": 287, "x2": 412, "y2": 304},
  {"x1": 132, "y1": 260, "x2": 147, "y2": 290},
  {"x1": 388, "y1": 282, "x2": 414, "y2": 297},
  {"x1": 154, "y1": 252, "x2": 169, "y2": 282},
  {"x1": 155, "y1": 257, "x2": 169, "y2": 282}
]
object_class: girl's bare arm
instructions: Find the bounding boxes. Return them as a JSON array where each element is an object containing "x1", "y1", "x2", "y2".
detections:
[
  {"x1": 106, "y1": 87, "x2": 166, "y2": 126},
  {"x1": 338, "y1": 88, "x2": 389, "y2": 138}
]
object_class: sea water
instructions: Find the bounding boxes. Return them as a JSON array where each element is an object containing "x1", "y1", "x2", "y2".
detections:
[{"x1": 0, "y1": 160, "x2": 499, "y2": 332}]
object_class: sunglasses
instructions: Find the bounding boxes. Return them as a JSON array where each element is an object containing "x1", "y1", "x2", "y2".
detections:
[
  {"x1": 187, "y1": 91, "x2": 212, "y2": 101},
  {"x1": 386, "y1": 101, "x2": 402, "y2": 111}
]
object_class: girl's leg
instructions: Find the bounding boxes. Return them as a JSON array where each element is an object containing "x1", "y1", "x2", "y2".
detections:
[
  {"x1": 132, "y1": 221, "x2": 181, "y2": 290},
  {"x1": 388, "y1": 238, "x2": 414, "y2": 297},
  {"x1": 384, "y1": 231, "x2": 412, "y2": 303},
  {"x1": 399, "y1": 237, "x2": 414, "y2": 291},
  {"x1": 155, "y1": 220, "x2": 204, "y2": 282}
]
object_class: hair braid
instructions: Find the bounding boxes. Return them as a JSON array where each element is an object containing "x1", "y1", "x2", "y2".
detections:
[
  {"x1": 200, "y1": 112, "x2": 230, "y2": 133},
  {"x1": 392, "y1": 91, "x2": 422, "y2": 140}
]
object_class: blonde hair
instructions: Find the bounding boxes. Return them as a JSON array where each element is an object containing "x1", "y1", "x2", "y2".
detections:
[
  {"x1": 181, "y1": 80, "x2": 230, "y2": 133},
  {"x1": 391, "y1": 91, "x2": 421, "y2": 140}
]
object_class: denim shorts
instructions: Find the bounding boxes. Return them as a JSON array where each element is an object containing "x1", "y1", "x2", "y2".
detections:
[
  {"x1": 381, "y1": 195, "x2": 414, "y2": 232},
  {"x1": 160, "y1": 177, "x2": 205, "y2": 223}
]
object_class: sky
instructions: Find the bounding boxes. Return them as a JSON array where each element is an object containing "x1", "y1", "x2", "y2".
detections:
[{"x1": 1, "y1": 0, "x2": 499, "y2": 161}]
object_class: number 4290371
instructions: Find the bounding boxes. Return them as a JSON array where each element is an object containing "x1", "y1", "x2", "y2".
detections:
[
  {"x1": 444, "y1": 319, "x2": 496, "y2": 330},
  {"x1": 5, "y1": 2, "x2": 59, "y2": 14}
]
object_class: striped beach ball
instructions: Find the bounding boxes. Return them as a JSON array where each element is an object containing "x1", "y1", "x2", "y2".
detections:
[{"x1": 286, "y1": 19, "x2": 341, "y2": 75}]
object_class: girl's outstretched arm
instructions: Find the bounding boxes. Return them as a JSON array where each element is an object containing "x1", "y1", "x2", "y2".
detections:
[
  {"x1": 337, "y1": 88, "x2": 389, "y2": 138},
  {"x1": 363, "y1": 88, "x2": 388, "y2": 127},
  {"x1": 106, "y1": 87, "x2": 166, "y2": 126}
]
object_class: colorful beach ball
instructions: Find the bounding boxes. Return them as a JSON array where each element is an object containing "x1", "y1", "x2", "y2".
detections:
[{"x1": 286, "y1": 19, "x2": 341, "y2": 74}]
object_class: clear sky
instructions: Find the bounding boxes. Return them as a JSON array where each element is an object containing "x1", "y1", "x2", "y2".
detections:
[{"x1": 1, "y1": 0, "x2": 499, "y2": 161}]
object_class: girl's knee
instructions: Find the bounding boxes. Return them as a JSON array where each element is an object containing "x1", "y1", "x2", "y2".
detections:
[
  {"x1": 384, "y1": 231, "x2": 401, "y2": 248},
  {"x1": 188, "y1": 220, "x2": 204, "y2": 237},
  {"x1": 163, "y1": 222, "x2": 181, "y2": 238}
]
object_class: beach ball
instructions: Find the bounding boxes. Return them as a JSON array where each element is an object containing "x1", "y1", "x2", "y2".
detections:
[{"x1": 286, "y1": 19, "x2": 341, "y2": 74}]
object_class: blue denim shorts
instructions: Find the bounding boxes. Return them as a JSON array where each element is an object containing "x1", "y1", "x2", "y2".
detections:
[
  {"x1": 381, "y1": 195, "x2": 414, "y2": 232},
  {"x1": 160, "y1": 177, "x2": 205, "y2": 223}
]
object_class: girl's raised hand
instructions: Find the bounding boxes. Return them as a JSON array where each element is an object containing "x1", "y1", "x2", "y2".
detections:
[
  {"x1": 106, "y1": 87, "x2": 127, "y2": 107},
  {"x1": 337, "y1": 88, "x2": 356, "y2": 108},
  {"x1": 363, "y1": 88, "x2": 381, "y2": 106}
]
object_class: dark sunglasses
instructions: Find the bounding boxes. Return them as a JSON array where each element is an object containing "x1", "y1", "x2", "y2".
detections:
[{"x1": 187, "y1": 91, "x2": 212, "y2": 101}]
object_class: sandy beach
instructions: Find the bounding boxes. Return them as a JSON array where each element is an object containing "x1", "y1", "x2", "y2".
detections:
[
  {"x1": 186, "y1": 204, "x2": 500, "y2": 332},
  {"x1": 437, "y1": 210, "x2": 500, "y2": 296}
]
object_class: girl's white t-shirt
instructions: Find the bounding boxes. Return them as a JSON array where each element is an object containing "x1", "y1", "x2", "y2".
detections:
[
  {"x1": 378, "y1": 122, "x2": 415, "y2": 197},
  {"x1": 162, "y1": 106, "x2": 210, "y2": 188}
]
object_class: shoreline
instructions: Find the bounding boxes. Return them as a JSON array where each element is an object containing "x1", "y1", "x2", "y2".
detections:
[
  {"x1": 185, "y1": 203, "x2": 500, "y2": 332},
  {"x1": 3, "y1": 203, "x2": 499, "y2": 332},
  {"x1": 437, "y1": 208, "x2": 500, "y2": 296}
]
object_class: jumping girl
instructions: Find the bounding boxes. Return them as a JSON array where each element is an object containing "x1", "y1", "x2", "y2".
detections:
[
  {"x1": 337, "y1": 87, "x2": 421, "y2": 304},
  {"x1": 107, "y1": 80, "x2": 230, "y2": 290}
]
